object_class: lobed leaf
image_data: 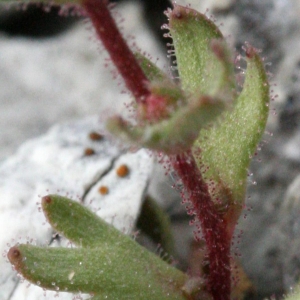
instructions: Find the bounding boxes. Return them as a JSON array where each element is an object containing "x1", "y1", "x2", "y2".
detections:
[{"x1": 7, "y1": 195, "x2": 188, "y2": 299}]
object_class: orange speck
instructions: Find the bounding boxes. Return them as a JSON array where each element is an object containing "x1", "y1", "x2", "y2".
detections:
[
  {"x1": 116, "y1": 164, "x2": 129, "y2": 177},
  {"x1": 84, "y1": 148, "x2": 95, "y2": 156},
  {"x1": 98, "y1": 186, "x2": 109, "y2": 195},
  {"x1": 89, "y1": 131, "x2": 103, "y2": 141}
]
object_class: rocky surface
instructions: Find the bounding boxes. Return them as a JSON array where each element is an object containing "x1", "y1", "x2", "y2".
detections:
[
  {"x1": 0, "y1": 1, "x2": 166, "y2": 161},
  {"x1": 2, "y1": 0, "x2": 300, "y2": 299},
  {"x1": 0, "y1": 116, "x2": 153, "y2": 300}
]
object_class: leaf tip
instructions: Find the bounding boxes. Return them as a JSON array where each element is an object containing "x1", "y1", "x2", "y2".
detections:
[
  {"x1": 168, "y1": 4, "x2": 201, "y2": 26},
  {"x1": 42, "y1": 195, "x2": 53, "y2": 205},
  {"x1": 7, "y1": 245, "x2": 23, "y2": 270},
  {"x1": 244, "y1": 44, "x2": 258, "y2": 59},
  {"x1": 170, "y1": 5, "x2": 184, "y2": 20}
]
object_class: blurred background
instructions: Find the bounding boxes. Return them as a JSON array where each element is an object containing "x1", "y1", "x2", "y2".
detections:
[{"x1": 1, "y1": 0, "x2": 300, "y2": 298}]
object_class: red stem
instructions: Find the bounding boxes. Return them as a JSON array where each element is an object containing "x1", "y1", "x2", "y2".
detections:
[
  {"x1": 172, "y1": 151, "x2": 231, "y2": 300},
  {"x1": 82, "y1": 0, "x2": 150, "y2": 103}
]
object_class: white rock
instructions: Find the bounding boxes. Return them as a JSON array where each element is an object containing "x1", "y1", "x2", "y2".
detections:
[
  {"x1": 0, "y1": 116, "x2": 153, "y2": 300},
  {"x1": 0, "y1": 2, "x2": 166, "y2": 161}
]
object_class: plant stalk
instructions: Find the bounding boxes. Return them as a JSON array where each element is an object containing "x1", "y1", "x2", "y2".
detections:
[
  {"x1": 82, "y1": 0, "x2": 150, "y2": 103},
  {"x1": 172, "y1": 151, "x2": 231, "y2": 300}
]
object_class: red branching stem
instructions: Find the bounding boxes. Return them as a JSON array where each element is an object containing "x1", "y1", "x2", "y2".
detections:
[
  {"x1": 82, "y1": 0, "x2": 150, "y2": 103},
  {"x1": 171, "y1": 151, "x2": 231, "y2": 300}
]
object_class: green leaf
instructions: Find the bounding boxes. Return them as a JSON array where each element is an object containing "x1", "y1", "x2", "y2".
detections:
[
  {"x1": 193, "y1": 46, "x2": 269, "y2": 210},
  {"x1": 108, "y1": 49, "x2": 229, "y2": 153},
  {"x1": 168, "y1": 5, "x2": 235, "y2": 100},
  {"x1": 107, "y1": 8, "x2": 235, "y2": 154},
  {"x1": 7, "y1": 195, "x2": 188, "y2": 299},
  {"x1": 107, "y1": 94, "x2": 226, "y2": 154},
  {"x1": 135, "y1": 52, "x2": 169, "y2": 83},
  {"x1": 137, "y1": 195, "x2": 175, "y2": 258},
  {"x1": 8, "y1": 243, "x2": 187, "y2": 299},
  {"x1": 134, "y1": 52, "x2": 187, "y2": 121}
]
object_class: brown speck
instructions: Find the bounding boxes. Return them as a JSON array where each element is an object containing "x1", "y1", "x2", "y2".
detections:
[
  {"x1": 84, "y1": 148, "x2": 95, "y2": 156},
  {"x1": 89, "y1": 131, "x2": 103, "y2": 141},
  {"x1": 116, "y1": 164, "x2": 129, "y2": 177},
  {"x1": 98, "y1": 186, "x2": 109, "y2": 195},
  {"x1": 42, "y1": 195, "x2": 52, "y2": 204}
]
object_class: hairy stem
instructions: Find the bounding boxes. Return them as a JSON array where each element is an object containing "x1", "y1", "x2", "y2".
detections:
[
  {"x1": 82, "y1": 0, "x2": 150, "y2": 103},
  {"x1": 172, "y1": 151, "x2": 231, "y2": 300}
]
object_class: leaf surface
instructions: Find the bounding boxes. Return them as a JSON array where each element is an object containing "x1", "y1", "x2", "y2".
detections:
[
  {"x1": 193, "y1": 47, "x2": 269, "y2": 208},
  {"x1": 8, "y1": 242, "x2": 187, "y2": 299},
  {"x1": 168, "y1": 5, "x2": 235, "y2": 100},
  {"x1": 42, "y1": 194, "x2": 127, "y2": 248},
  {"x1": 6, "y1": 195, "x2": 188, "y2": 299}
]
